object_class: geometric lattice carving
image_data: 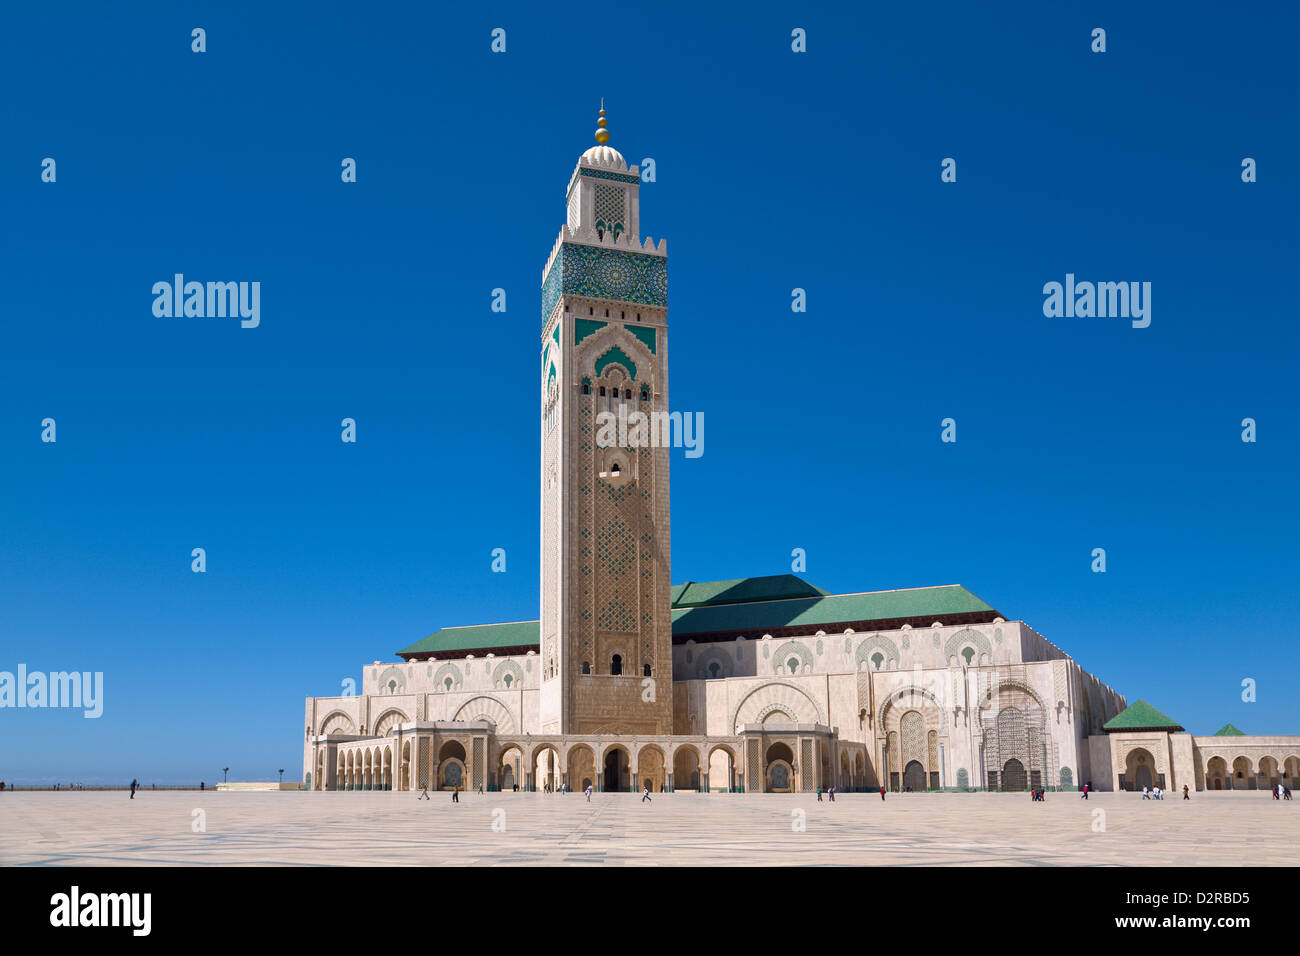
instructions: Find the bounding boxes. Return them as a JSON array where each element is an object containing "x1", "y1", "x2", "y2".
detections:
[
  {"x1": 376, "y1": 665, "x2": 406, "y2": 695},
  {"x1": 319, "y1": 711, "x2": 355, "y2": 736},
  {"x1": 593, "y1": 184, "x2": 625, "y2": 236},
  {"x1": 772, "y1": 640, "x2": 813, "y2": 675},
  {"x1": 998, "y1": 707, "x2": 1027, "y2": 762},
  {"x1": 373, "y1": 709, "x2": 409, "y2": 737},
  {"x1": 855, "y1": 635, "x2": 901, "y2": 671},
  {"x1": 473, "y1": 738, "x2": 485, "y2": 790},
  {"x1": 901, "y1": 711, "x2": 925, "y2": 768},
  {"x1": 946, "y1": 627, "x2": 993, "y2": 664},
  {"x1": 452, "y1": 696, "x2": 517, "y2": 733}
]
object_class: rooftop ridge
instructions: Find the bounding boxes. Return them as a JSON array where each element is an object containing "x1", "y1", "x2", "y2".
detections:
[
  {"x1": 674, "y1": 582, "x2": 985, "y2": 612},
  {"x1": 428, "y1": 619, "x2": 540, "y2": 632}
]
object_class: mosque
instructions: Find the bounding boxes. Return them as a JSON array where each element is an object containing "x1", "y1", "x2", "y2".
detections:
[{"x1": 300, "y1": 108, "x2": 1299, "y2": 797}]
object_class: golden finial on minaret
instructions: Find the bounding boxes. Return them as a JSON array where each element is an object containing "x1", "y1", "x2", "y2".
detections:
[{"x1": 594, "y1": 99, "x2": 610, "y2": 145}]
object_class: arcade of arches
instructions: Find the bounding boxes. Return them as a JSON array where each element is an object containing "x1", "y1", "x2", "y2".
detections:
[{"x1": 311, "y1": 722, "x2": 871, "y2": 793}]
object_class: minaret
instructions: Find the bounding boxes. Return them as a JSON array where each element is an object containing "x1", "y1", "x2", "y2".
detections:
[{"x1": 539, "y1": 105, "x2": 672, "y2": 736}]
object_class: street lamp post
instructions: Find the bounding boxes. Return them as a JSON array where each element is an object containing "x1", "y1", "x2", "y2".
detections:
[{"x1": 222, "y1": 767, "x2": 229, "y2": 784}]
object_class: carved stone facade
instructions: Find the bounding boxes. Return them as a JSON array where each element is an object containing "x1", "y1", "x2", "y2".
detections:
[{"x1": 299, "y1": 111, "x2": 1300, "y2": 797}]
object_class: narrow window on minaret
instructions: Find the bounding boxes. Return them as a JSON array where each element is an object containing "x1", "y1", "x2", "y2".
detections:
[
  {"x1": 643, "y1": 664, "x2": 652, "y2": 677},
  {"x1": 611, "y1": 654, "x2": 623, "y2": 676},
  {"x1": 599, "y1": 386, "x2": 606, "y2": 397}
]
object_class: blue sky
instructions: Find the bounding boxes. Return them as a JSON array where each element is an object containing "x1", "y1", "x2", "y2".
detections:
[{"x1": 1, "y1": 1, "x2": 1296, "y2": 783}]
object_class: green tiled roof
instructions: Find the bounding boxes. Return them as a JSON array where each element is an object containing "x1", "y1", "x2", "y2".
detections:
[
  {"x1": 398, "y1": 620, "x2": 540, "y2": 657},
  {"x1": 670, "y1": 584, "x2": 995, "y2": 636},
  {"x1": 1213, "y1": 723, "x2": 1246, "y2": 736},
  {"x1": 1103, "y1": 699, "x2": 1184, "y2": 733},
  {"x1": 672, "y1": 575, "x2": 828, "y2": 608},
  {"x1": 398, "y1": 581, "x2": 998, "y2": 658}
]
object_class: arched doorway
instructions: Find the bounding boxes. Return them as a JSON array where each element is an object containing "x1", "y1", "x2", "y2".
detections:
[
  {"x1": 1258, "y1": 756, "x2": 1280, "y2": 790},
  {"x1": 1206, "y1": 756, "x2": 1227, "y2": 790},
  {"x1": 673, "y1": 747, "x2": 701, "y2": 792},
  {"x1": 566, "y1": 745, "x2": 594, "y2": 793},
  {"x1": 637, "y1": 745, "x2": 666, "y2": 793},
  {"x1": 497, "y1": 744, "x2": 524, "y2": 792},
  {"x1": 533, "y1": 745, "x2": 560, "y2": 791},
  {"x1": 765, "y1": 742, "x2": 794, "y2": 792},
  {"x1": 1001, "y1": 758, "x2": 1027, "y2": 791},
  {"x1": 1123, "y1": 748, "x2": 1161, "y2": 791},
  {"x1": 903, "y1": 760, "x2": 926, "y2": 792},
  {"x1": 439, "y1": 740, "x2": 467, "y2": 790},
  {"x1": 708, "y1": 746, "x2": 736, "y2": 793},
  {"x1": 603, "y1": 747, "x2": 629, "y2": 792},
  {"x1": 1232, "y1": 755, "x2": 1253, "y2": 790}
]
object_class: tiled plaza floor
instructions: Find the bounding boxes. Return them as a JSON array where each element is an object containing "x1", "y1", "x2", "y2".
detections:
[{"x1": 0, "y1": 790, "x2": 1293, "y2": 866}]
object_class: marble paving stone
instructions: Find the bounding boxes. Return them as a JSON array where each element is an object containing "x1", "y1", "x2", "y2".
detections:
[{"x1": 0, "y1": 791, "x2": 1294, "y2": 866}]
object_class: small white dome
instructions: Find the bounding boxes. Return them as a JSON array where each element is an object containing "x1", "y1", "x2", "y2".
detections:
[{"x1": 580, "y1": 145, "x2": 627, "y2": 169}]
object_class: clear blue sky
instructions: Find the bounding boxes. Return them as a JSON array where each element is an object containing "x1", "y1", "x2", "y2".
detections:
[{"x1": 1, "y1": 2, "x2": 1296, "y2": 784}]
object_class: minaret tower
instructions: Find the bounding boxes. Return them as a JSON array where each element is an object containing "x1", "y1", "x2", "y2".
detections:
[{"x1": 539, "y1": 104, "x2": 672, "y2": 736}]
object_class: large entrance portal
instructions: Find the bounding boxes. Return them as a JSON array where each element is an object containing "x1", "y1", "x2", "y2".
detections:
[
  {"x1": 1001, "y1": 758, "x2": 1027, "y2": 791},
  {"x1": 603, "y1": 748, "x2": 628, "y2": 792},
  {"x1": 903, "y1": 760, "x2": 926, "y2": 792},
  {"x1": 765, "y1": 742, "x2": 795, "y2": 793}
]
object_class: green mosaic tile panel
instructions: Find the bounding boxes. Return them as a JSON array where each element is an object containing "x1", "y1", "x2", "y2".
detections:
[
  {"x1": 594, "y1": 345, "x2": 637, "y2": 381},
  {"x1": 575, "y1": 318, "x2": 607, "y2": 345}
]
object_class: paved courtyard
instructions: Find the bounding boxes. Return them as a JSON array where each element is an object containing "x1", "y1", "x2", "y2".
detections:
[{"x1": 0, "y1": 790, "x2": 1294, "y2": 866}]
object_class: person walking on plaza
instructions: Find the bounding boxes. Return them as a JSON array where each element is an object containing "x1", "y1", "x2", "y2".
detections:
[
  {"x1": 585, "y1": 784, "x2": 592, "y2": 802},
  {"x1": 1081, "y1": 783, "x2": 1088, "y2": 799},
  {"x1": 452, "y1": 785, "x2": 459, "y2": 803},
  {"x1": 880, "y1": 786, "x2": 886, "y2": 801},
  {"x1": 418, "y1": 784, "x2": 429, "y2": 801},
  {"x1": 642, "y1": 785, "x2": 652, "y2": 803},
  {"x1": 1183, "y1": 785, "x2": 1189, "y2": 800},
  {"x1": 130, "y1": 778, "x2": 137, "y2": 800},
  {"x1": 817, "y1": 786, "x2": 823, "y2": 802},
  {"x1": 828, "y1": 786, "x2": 835, "y2": 802}
]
